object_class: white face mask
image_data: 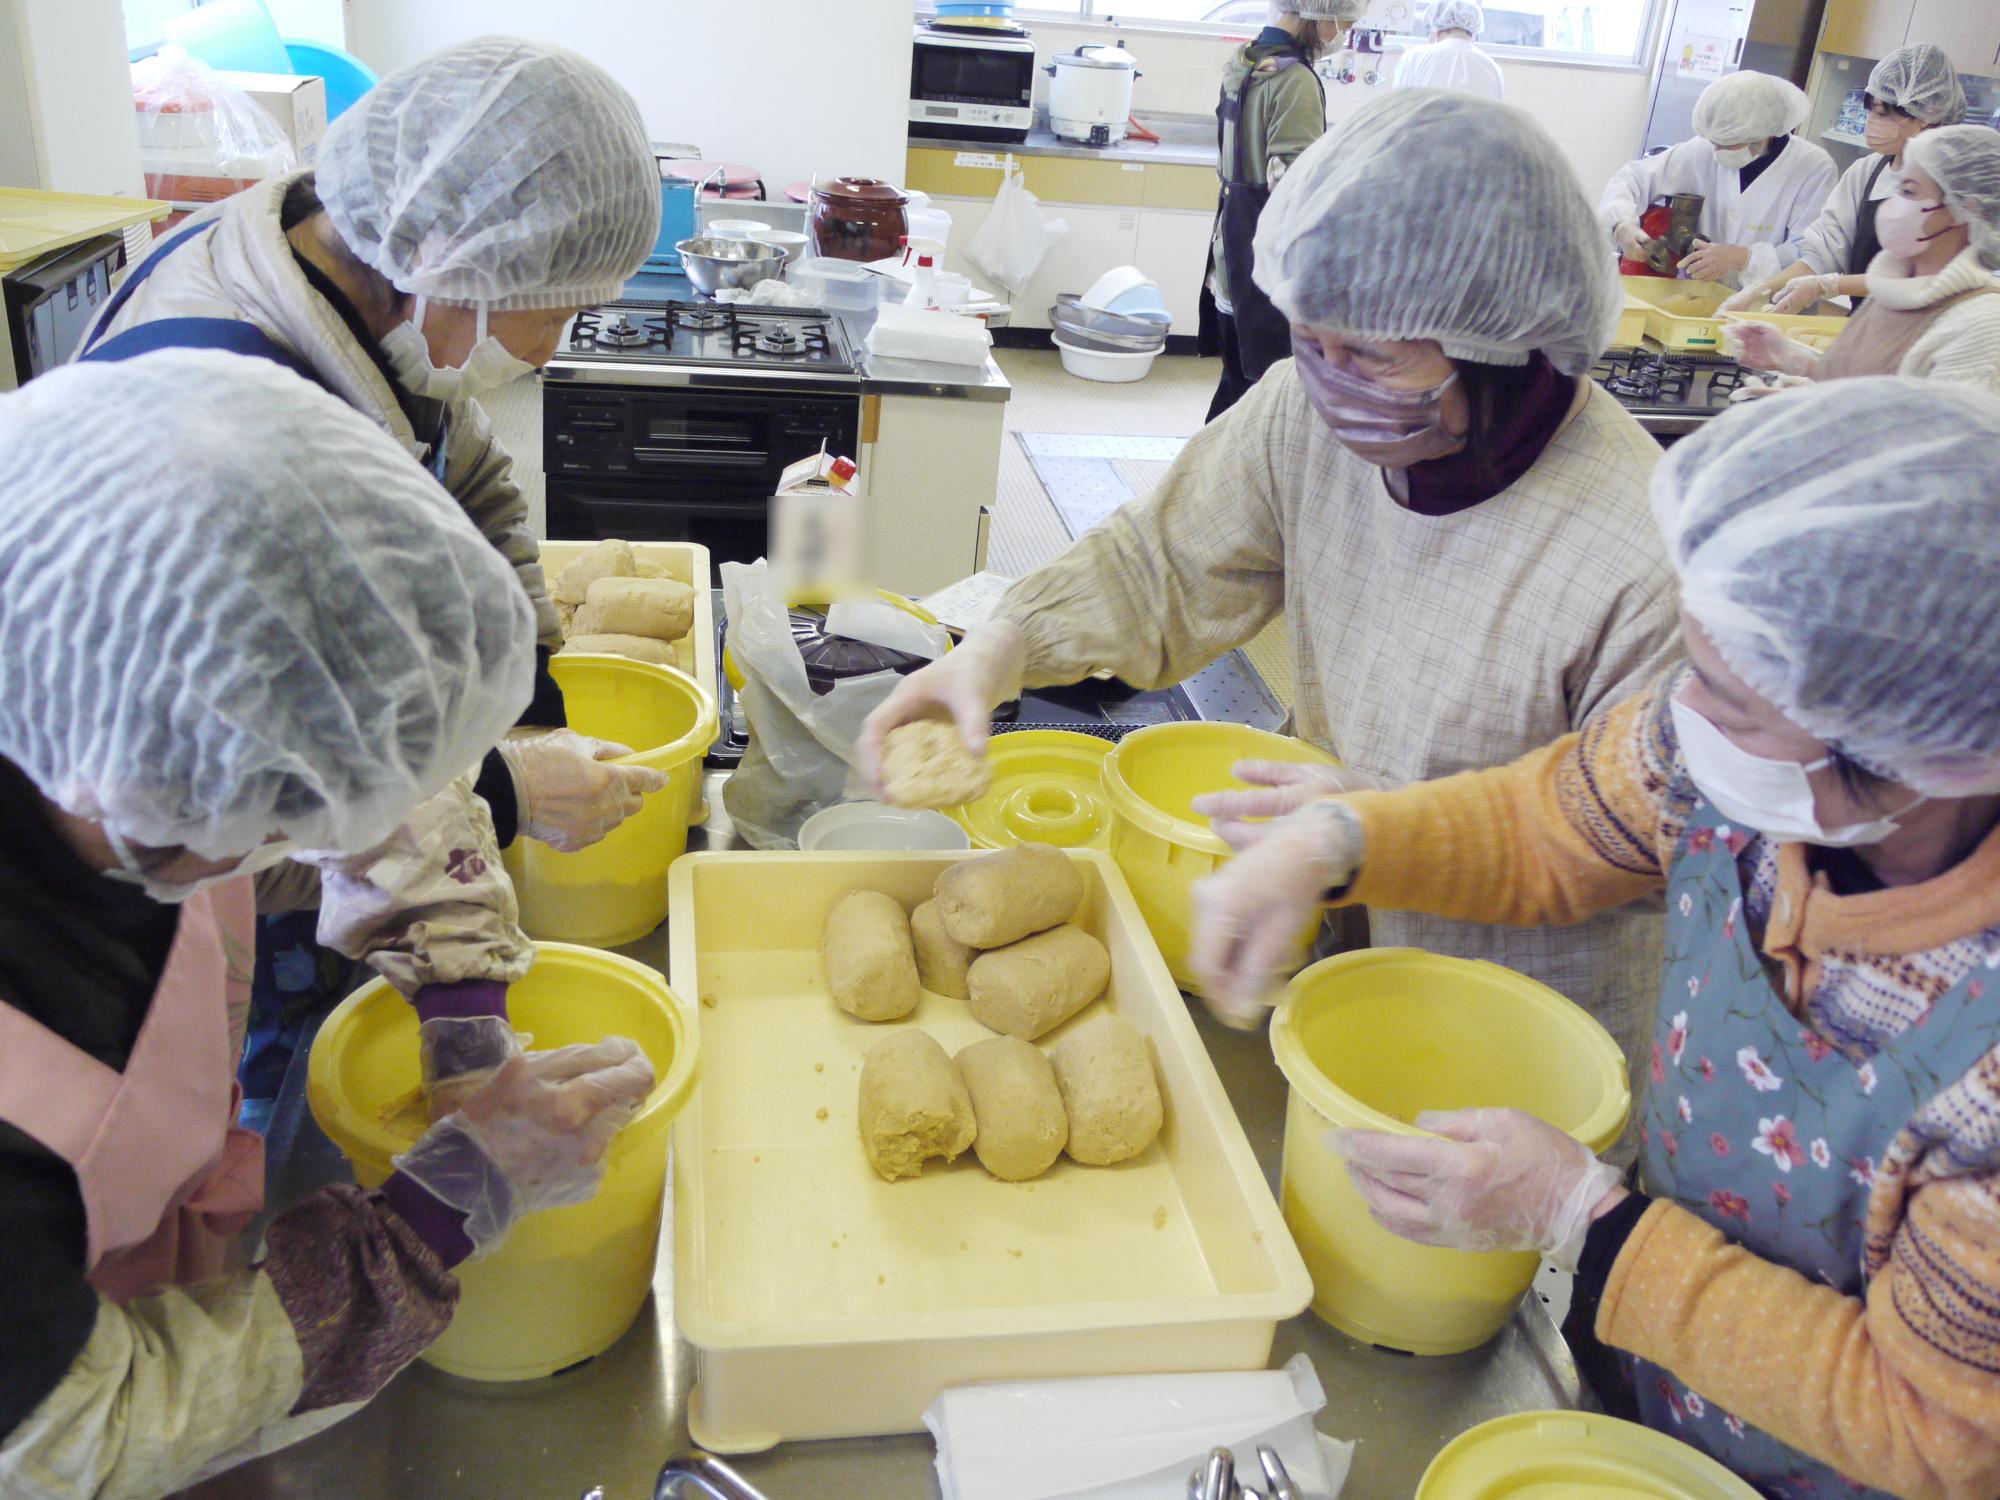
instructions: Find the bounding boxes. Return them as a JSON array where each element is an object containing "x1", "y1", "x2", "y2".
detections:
[
  {"x1": 1713, "y1": 144, "x2": 1759, "y2": 171},
  {"x1": 381, "y1": 298, "x2": 536, "y2": 401},
  {"x1": 1669, "y1": 695, "x2": 1924, "y2": 848},
  {"x1": 104, "y1": 832, "x2": 299, "y2": 904}
]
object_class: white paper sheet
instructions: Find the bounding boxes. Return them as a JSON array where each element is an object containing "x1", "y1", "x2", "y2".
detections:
[{"x1": 919, "y1": 570, "x2": 1017, "y2": 635}]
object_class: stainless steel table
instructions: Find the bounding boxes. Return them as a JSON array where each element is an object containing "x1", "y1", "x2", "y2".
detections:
[{"x1": 192, "y1": 775, "x2": 1579, "y2": 1500}]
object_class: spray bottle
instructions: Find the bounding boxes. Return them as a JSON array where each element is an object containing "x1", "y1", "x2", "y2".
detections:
[{"x1": 900, "y1": 235, "x2": 945, "y2": 309}]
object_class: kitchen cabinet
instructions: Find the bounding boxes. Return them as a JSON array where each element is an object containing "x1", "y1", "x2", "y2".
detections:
[
  {"x1": 931, "y1": 196, "x2": 1147, "y2": 331},
  {"x1": 1905, "y1": 0, "x2": 2000, "y2": 79},
  {"x1": 1134, "y1": 209, "x2": 1216, "y2": 334},
  {"x1": 1816, "y1": 0, "x2": 1912, "y2": 58},
  {"x1": 861, "y1": 391, "x2": 1004, "y2": 596}
]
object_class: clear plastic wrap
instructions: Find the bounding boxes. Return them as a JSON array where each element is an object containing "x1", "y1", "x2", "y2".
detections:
[{"x1": 132, "y1": 46, "x2": 295, "y2": 201}]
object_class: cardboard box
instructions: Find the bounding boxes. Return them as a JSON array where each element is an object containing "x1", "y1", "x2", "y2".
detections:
[
  {"x1": 220, "y1": 71, "x2": 327, "y2": 168},
  {"x1": 137, "y1": 71, "x2": 327, "y2": 208}
]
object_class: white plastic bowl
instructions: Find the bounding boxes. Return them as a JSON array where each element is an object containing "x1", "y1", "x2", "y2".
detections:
[
  {"x1": 1104, "y1": 284, "x2": 1172, "y2": 323},
  {"x1": 708, "y1": 219, "x2": 769, "y2": 240},
  {"x1": 1081, "y1": 265, "x2": 1157, "y2": 312},
  {"x1": 751, "y1": 229, "x2": 809, "y2": 265},
  {"x1": 1053, "y1": 331, "x2": 1161, "y2": 383},
  {"x1": 797, "y1": 802, "x2": 971, "y2": 852}
]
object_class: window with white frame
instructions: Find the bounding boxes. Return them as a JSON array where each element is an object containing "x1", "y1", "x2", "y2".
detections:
[{"x1": 924, "y1": 0, "x2": 1661, "y2": 66}]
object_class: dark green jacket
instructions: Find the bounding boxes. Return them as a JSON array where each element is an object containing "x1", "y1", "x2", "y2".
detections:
[{"x1": 1210, "y1": 30, "x2": 1328, "y2": 305}]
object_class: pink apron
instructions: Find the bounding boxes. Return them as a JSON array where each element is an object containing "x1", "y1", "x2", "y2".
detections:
[{"x1": 0, "y1": 879, "x2": 265, "y2": 1301}]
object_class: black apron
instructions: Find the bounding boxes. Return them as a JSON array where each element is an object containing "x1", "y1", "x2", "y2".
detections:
[
  {"x1": 1843, "y1": 155, "x2": 1893, "y2": 309},
  {"x1": 1197, "y1": 51, "x2": 1320, "y2": 379}
]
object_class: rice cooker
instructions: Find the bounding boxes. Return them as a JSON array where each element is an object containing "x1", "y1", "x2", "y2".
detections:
[{"x1": 1046, "y1": 43, "x2": 1141, "y2": 147}]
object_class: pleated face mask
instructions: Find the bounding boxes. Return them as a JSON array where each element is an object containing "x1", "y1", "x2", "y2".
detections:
[{"x1": 1291, "y1": 330, "x2": 1462, "y2": 469}]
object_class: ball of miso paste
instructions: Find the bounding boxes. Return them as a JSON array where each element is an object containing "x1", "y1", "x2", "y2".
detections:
[
  {"x1": 1047, "y1": 1012, "x2": 1162, "y2": 1166},
  {"x1": 821, "y1": 890, "x2": 920, "y2": 1022},
  {"x1": 956, "y1": 1035, "x2": 1067, "y2": 1181},
  {"x1": 933, "y1": 843, "x2": 1085, "y2": 949},
  {"x1": 858, "y1": 1030, "x2": 976, "y2": 1181}
]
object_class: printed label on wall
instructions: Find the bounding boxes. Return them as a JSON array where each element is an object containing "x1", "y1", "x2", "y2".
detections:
[
  {"x1": 953, "y1": 152, "x2": 1009, "y2": 170},
  {"x1": 1677, "y1": 32, "x2": 1731, "y2": 81}
]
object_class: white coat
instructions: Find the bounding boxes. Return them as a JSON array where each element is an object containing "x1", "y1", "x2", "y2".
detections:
[
  {"x1": 1391, "y1": 37, "x2": 1505, "y2": 99},
  {"x1": 1598, "y1": 133, "x2": 1838, "y2": 287},
  {"x1": 1794, "y1": 150, "x2": 1902, "y2": 276}
]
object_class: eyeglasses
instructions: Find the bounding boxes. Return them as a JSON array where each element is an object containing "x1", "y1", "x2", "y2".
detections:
[{"x1": 1862, "y1": 94, "x2": 1915, "y2": 121}]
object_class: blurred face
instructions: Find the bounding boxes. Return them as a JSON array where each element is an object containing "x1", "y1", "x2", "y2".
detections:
[
  {"x1": 405, "y1": 301, "x2": 586, "y2": 372},
  {"x1": 1314, "y1": 17, "x2": 1349, "y2": 45},
  {"x1": 1863, "y1": 95, "x2": 1927, "y2": 158},
  {"x1": 1297, "y1": 328, "x2": 1456, "y2": 391}
]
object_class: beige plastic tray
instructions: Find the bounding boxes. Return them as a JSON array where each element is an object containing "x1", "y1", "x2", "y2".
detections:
[
  {"x1": 1620, "y1": 274, "x2": 1734, "y2": 352},
  {"x1": 536, "y1": 539, "x2": 716, "y2": 706},
  {"x1": 667, "y1": 850, "x2": 1312, "y2": 1453},
  {"x1": 0, "y1": 188, "x2": 170, "y2": 273}
]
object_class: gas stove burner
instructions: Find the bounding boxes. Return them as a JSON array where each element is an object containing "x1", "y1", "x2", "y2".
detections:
[
  {"x1": 569, "y1": 308, "x2": 668, "y2": 352},
  {"x1": 670, "y1": 302, "x2": 731, "y2": 334},
  {"x1": 1596, "y1": 349, "x2": 1693, "y2": 405},
  {"x1": 596, "y1": 314, "x2": 654, "y2": 349},
  {"x1": 756, "y1": 326, "x2": 802, "y2": 355},
  {"x1": 1702, "y1": 364, "x2": 1752, "y2": 406},
  {"x1": 734, "y1": 320, "x2": 831, "y2": 361}
]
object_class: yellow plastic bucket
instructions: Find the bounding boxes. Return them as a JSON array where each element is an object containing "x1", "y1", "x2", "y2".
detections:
[
  {"x1": 1270, "y1": 949, "x2": 1630, "y2": 1355},
  {"x1": 307, "y1": 943, "x2": 698, "y2": 1381},
  {"x1": 504, "y1": 654, "x2": 718, "y2": 948},
  {"x1": 1099, "y1": 723, "x2": 1337, "y2": 992},
  {"x1": 1419, "y1": 1412, "x2": 1761, "y2": 1498}
]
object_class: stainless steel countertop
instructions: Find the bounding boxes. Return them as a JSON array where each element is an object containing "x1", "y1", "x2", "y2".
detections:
[
  {"x1": 912, "y1": 111, "x2": 1220, "y2": 171},
  {"x1": 193, "y1": 773, "x2": 1578, "y2": 1500}
]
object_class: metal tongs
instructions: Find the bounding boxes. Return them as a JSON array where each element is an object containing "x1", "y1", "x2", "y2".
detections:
[{"x1": 1188, "y1": 1445, "x2": 1300, "y2": 1500}]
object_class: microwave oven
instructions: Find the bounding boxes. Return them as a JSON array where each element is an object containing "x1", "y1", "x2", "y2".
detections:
[{"x1": 910, "y1": 26, "x2": 1035, "y2": 143}]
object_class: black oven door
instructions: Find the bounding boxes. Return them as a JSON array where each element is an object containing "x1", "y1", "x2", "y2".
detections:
[
  {"x1": 909, "y1": 41, "x2": 1033, "y2": 111},
  {"x1": 547, "y1": 480, "x2": 772, "y2": 566}
]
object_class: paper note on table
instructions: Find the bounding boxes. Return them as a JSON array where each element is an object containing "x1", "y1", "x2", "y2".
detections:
[{"x1": 920, "y1": 570, "x2": 1017, "y2": 635}]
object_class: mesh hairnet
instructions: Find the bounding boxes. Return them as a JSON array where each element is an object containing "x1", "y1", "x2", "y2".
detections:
[
  {"x1": 1429, "y1": 1, "x2": 1485, "y2": 35},
  {"x1": 1692, "y1": 71, "x2": 1809, "y2": 144},
  {"x1": 1905, "y1": 125, "x2": 2000, "y2": 268},
  {"x1": 1655, "y1": 377, "x2": 2000, "y2": 797},
  {"x1": 1867, "y1": 44, "x2": 1966, "y2": 125},
  {"x1": 1271, "y1": 0, "x2": 1366, "y2": 21},
  {"x1": 0, "y1": 351, "x2": 538, "y2": 858},
  {"x1": 319, "y1": 36, "x2": 659, "y2": 311},
  {"x1": 1252, "y1": 91, "x2": 1617, "y2": 374}
]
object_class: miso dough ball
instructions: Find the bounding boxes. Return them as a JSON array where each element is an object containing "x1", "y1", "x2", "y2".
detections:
[
  {"x1": 556, "y1": 599, "x2": 578, "y2": 635},
  {"x1": 573, "y1": 576, "x2": 696, "y2": 643},
  {"x1": 911, "y1": 898, "x2": 974, "y2": 1000},
  {"x1": 956, "y1": 1035, "x2": 1067, "y2": 1182},
  {"x1": 858, "y1": 1030, "x2": 976, "y2": 1182},
  {"x1": 553, "y1": 538, "x2": 634, "y2": 606},
  {"x1": 965, "y1": 924, "x2": 1110, "y2": 1041},
  {"x1": 560, "y1": 632, "x2": 679, "y2": 667},
  {"x1": 933, "y1": 843, "x2": 1085, "y2": 949},
  {"x1": 821, "y1": 890, "x2": 920, "y2": 1022},
  {"x1": 1048, "y1": 1012, "x2": 1163, "y2": 1166},
  {"x1": 633, "y1": 556, "x2": 675, "y2": 580},
  {"x1": 881, "y1": 720, "x2": 993, "y2": 809}
]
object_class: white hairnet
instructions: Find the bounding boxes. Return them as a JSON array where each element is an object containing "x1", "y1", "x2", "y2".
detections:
[
  {"x1": 1655, "y1": 377, "x2": 2000, "y2": 798},
  {"x1": 1271, "y1": 0, "x2": 1366, "y2": 21},
  {"x1": 1692, "y1": 71, "x2": 1808, "y2": 145},
  {"x1": 1867, "y1": 44, "x2": 1966, "y2": 125},
  {"x1": 1252, "y1": 90, "x2": 1617, "y2": 374},
  {"x1": 0, "y1": 351, "x2": 538, "y2": 858},
  {"x1": 1429, "y1": 0, "x2": 1484, "y2": 34},
  {"x1": 319, "y1": 36, "x2": 659, "y2": 311},
  {"x1": 1905, "y1": 125, "x2": 2000, "y2": 268}
]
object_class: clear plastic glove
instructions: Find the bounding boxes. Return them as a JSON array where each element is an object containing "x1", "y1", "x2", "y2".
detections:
[
  {"x1": 393, "y1": 1037, "x2": 656, "y2": 1254},
  {"x1": 1723, "y1": 320, "x2": 1819, "y2": 377},
  {"x1": 497, "y1": 729, "x2": 668, "y2": 853},
  {"x1": 1613, "y1": 221, "x2": 1647, "y2": 257},
  {"x1": 1189, "y1": 800, "x2": 1363, "y2": 1031},
  {"x1": 1326, "y1": 1107, "x2": 1625, "y2": 1273},
  {"x1": 1772, "y1": 272, "x2": 1841, "y2": 316},
  {"x1": 419, "y1": 1015, "x2": 521, "y2": 1119},
  {"x1": 1718, "y1": 283, "x2": 1771, "y2": 314},
  {"x1": 859, "y1": 622, "x2": 1026, "y2": 798},
  {"x1": 1678, "y1": 239, "x2": 1749, "y2": 282},
  {"x1": 1728, "y1": 372, "x2": 1812, "y2": 403},
  {"x1": 1190, "y1": 759, "x2": 1388, "y2": 826}
]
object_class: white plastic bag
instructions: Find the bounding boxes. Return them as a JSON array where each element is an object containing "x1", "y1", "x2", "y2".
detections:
[
  {"x1": 926, "y1": 1355, "x2": 1356, "y2": 1500},
  {"x1": 131, "y1": 46, "x2": 296, "y2": 193},
  {"x1": 719, "y1": 561, "x2": 948, "y2": 849},
  {"x1": 964, "y1": 162, "x2": 1068, "y2": 295}
]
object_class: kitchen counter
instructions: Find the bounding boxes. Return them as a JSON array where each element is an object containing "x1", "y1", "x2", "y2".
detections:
[
  {"x1": 854, "y1": 339, "x2": 1012, "y2": 403},
  {"x1": 193, "y1": 773, "x2": 1580, "y2": 1500},
  {"x1": 911, "y1": 110, "x2": 1220, "y2": 172}
]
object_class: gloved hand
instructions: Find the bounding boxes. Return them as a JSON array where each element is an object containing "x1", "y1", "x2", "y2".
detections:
[
  {"x1": 1718, "y1": 282, "x2": 1772, "y2": 314},
  {"x1": 1678, "y1": 239, "x2": 1750, "y2": 281},
  {"x1": 497, "y1": 729, "x2": 667, "y2": 853},
  {"x1": 1723, "y1": 321, "x2": 1819, "y2": 377},
  {"x1": 1728, "y1": 372, "x2": 1812, "y2": 403},
  {"x1": 1326, "y1": 1107, "x2": 1626, "y2": 1273},
  {"x1": 1772, "y1": 272, "x2": 1841, "y2": 316},
  {"x1": 1613, "y1": 221, "x2": 1648, "y2": 258},
  {"x1": 393, "y1": 1037, "x2": 656, "y2": 1254},
  {"x1": 419, "y1": 1015, "x2": 521, "y2": 1120},
  {"x1": 1189, "y1": 800, "x2": 1363, "y2": 1031},
  {"x1": 1190, "y1": 759, "x2": 1388, "y2": 827},
  {"x1": 859, "y1": 622, "x2": 1027, "y2": 799}
]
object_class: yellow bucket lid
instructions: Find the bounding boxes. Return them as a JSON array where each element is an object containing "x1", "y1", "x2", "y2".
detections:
[
  {"x1": 948, "y1": 729, "x2": 1114, "y2": 848},
  {"x1": 1101, "y1": 722, "x2": 1336, "y2": 856},
  {"x1": 1419, "y1": 1413, "x2": 1762, "y2": 1498}
]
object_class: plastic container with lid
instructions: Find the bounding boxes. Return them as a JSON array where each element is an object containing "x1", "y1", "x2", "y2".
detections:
[
  {"x1": 1100, "y1": 723, "x2": 1337, "y2": 990},
  {"x1": 1271, "y1": 950, "x2": 1630, "y2": 1355},
  {"x1": 1418, "y1": 1412, "x2": 1761, "y2": 1498},
  {"x1": 793, "y1": 256, "x2": 883, "y2": 322},
  {"x1": 948, "y1": 729, "x2": 1114, "y2": 849}
]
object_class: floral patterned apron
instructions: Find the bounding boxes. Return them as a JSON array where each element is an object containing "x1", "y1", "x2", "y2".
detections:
[{"x1": 1629, "y1": 800, "x2": 2000, "y2": 1498}]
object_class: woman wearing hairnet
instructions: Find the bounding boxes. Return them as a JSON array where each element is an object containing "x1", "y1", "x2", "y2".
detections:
[
  {"x1": 1725, "y1": 43, "x2": 1967, "y2": 316},
  {"x1": 1391, "y1": 2, "x2": 1503, "y2": 101},
  {"x1": 1192, "y1": 377, "x2": 2000, "y2": 1498},
  {"x1": 1198, "y1": 0, "x2": 1364, "y2": 420},
  {"x1": 0, "y1": 352, "x2": 654, "y2": 1497},
  {"x1": 77, "y1": 36, "x2": 668, "y2": 1113},
  {"x1": 1601, "y1": 70, "x2": 1836, "y2": 288},
  {"x1": 1729, "y1": 125, "x2": 2000, "y2": 390},
  {"x1": 864, "y1": 93, "x2": 1680, "y2": 1103}
]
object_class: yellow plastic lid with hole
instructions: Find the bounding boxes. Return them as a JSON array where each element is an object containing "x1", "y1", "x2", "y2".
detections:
[
  {"x1": 1418, "y1": 1413, "x2": 1762, "y2": 1500},
  {"x1": 948, "y1": 729, "x2": 1114, "y2": 848}
]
